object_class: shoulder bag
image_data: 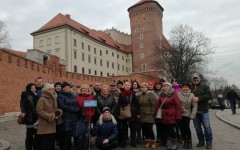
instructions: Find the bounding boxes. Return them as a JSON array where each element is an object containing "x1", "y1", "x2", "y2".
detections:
[
  {"x1": 156, "y1": 97, "x2": 168, "y2": 119},
  {"x1": 119, "y1": 95, "x2": 132, "y2": 120}
]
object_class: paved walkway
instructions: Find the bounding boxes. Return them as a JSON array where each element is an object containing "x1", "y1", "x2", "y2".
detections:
[{"x1": 0, "y1": 109, "x2": 239, "y2": 149}]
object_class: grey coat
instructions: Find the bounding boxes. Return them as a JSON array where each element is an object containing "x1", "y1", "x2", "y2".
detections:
[
  {"x1": 139, "y1": 92, "x2": 156, "y2": 123},
  {"x1": 177, "y1": 91, "x2": 198, "y2": 119}
]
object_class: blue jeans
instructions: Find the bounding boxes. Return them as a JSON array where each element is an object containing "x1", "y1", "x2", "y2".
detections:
[{"x1": 193, "y1": 112, "x2": 213, "y2": 144}]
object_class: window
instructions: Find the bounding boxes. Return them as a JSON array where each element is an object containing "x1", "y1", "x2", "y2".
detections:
[
  {"x1": 117, "y1": 54, "x2": 119, "y2": 58},
  {"x1": 55, "y1": 36, "x2": 59, "y2": 44},
  {"x1": 74, "y1": 51, "x2": 77, "y2": 59},
  {"x1": 141, "y1": 53, "x2": 144, "y2": 59},
  {"x1": 118, "y1": 64, "x2": 120, "y2": 70},
  {"x1": 88, "y1": 55, "x2": 91, "y2": 63},
  {"x1": 100, "y1": 59, "x2": 103, "y2": 66},
  {"x1": 82, "y1": 67, "x2": 85, "y2": 74},
  {"x1": 135, "y1": 28, "x2": 138, "y2": 32},
  {"x1": 122, "y1": 56, "x2": 124, "y2": 60},
  {"x1": 112, "y1": 52, "x2": 114, "y2": 57},
  {"x1": 140, "y1": 43, "x2": 144, "y2": 48},
  {"x1": 74, "y1": 65, "x2": 77, "y2": 73},
  {"x1": 88, "y1": 45, "x2": 90, "y2": 52},
  {"x1": 142, "y1": 64, "x2": 146, "y2": 70},
  {"x1": 112, "y1": 62, "x2": 114, "y2": 69},
  {"x1": 94, "y1": 48, "x2": 96, "y2": 54},
  {"x1": 47, "y1": 50, "x2": 51, "y2": 54},
  {"x1": 55, "y1": 48, "x2": 60, "y2": 57},
  {"x1": 100, "y1": 71, "x2": 103, "y2": 76},
  {"x1": 94, "y1": 57, "x2": 97, "y2": 64},
  {"x1": 88, "y1": 69, "x2": 91, "y2": 74},
  {"x1": 95, "y1": 70, "x2": 97, "y2": 75},
  {"x1": 39, "y1": 40, "x2": 43, "y2": 47},
  {"x1": 82, "y1": 53, "x2": 85, "y2": 61},
  {"x1": 126, "y1": 59, "x2": 128, "y2": 62},
  {"x1": 106, "y1": 50, "x2": 108, "y2": 55},
  {"x1": 107, "y1": 73, "x2": 109, "y2": 77},
  {"x1": 81, "y1": 42, "x2": 84, "y2": 49},
  {"x1": 140, "y1": 34, "x2": 143, "y2": 39},
  {"x1": 100, "y1": 50, "x2": 102, "y2": 56},
  {"x1": 47, "y1": 38, "x2": 51, "y2": 46},
  {"x1": 126, "y1": 67, "x2": 128, "y2": 72},
  {"x1": 107, "y1": 61, "x2": 109, "y2": 68},
  {"x1": 122, "y1": 65, "x2": 125, "y2": 71},
  {"x1": 73, "y1": 39, "x2": 77, "y2": 46}
]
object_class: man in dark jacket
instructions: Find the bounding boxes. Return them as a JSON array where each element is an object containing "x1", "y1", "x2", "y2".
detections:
[
  {"x1": 226, "y1": 89, "x2": 240, "y2": 114},
  {"x1": 191, "y1": 73, "x2": 213, "y2": 149}
]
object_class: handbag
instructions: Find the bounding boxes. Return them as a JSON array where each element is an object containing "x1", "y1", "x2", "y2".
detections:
[
  {"x1": 119, "y1": 95, "x2": 132, "y2": 120},
  {"x1": 17, "y1": 114, "x2": 25, "y2": 125},
  {"x1": 156, "y1": 97, "x2": 168, "y2": 119},
  {"x1": 72, "y1": 119, "x2": 89, "y2": 137}
]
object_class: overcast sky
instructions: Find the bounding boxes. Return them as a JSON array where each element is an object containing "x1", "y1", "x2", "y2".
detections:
[{"x1": 1, "y1": 0, "x2": 240, "y2": 87}]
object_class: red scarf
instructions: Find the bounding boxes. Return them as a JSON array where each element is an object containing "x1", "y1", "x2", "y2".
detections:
[{"x1": 121, "y1": 90, "x2": 133, "y2": 95}]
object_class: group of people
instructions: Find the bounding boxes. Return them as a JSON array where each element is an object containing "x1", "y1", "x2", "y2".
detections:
[{"x1": 20, "y1": 73, "x2": 214, "y2": 150}]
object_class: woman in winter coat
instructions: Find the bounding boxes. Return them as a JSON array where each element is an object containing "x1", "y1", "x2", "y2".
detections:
[
  {"x1": 57, "y1": 82, "x2": 80, "y2": 150},
  {"x1": 138, "y1": 82, "x2": 156, "y2": 149},
  {"x1": 23, "y1": 83, "x2": 38, "y2": 150},
  {"x1": 156, "y1": 82, "x2": 182, "y2": 150},
  {"x1": 117, "y1": 82, "x2": 139, "y2": 148},
  {"x1": 177, "y1": 82, "x2": 197, "y2": 149},
  {"x1": 92, "y1": 107, "x2": 118, "y2": 150},
  {"x1": 76, "y1": 84, "x2": 95, "y2": 149},
  {"x1": 36, "y1": 83, "x2": 63, "y2": 150},
  {"x1": 96, "y1": 85, "x2": 116, "y2": 118}
]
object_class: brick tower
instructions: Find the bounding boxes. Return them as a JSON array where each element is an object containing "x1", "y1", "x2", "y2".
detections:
[{"x1": 128, "y1": 0, "x2": 165, "y2": 77}]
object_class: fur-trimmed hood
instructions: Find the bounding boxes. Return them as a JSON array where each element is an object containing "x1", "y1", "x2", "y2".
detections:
[{"x1": 98, "y1": 114, "x2": 117, "y2": 125}]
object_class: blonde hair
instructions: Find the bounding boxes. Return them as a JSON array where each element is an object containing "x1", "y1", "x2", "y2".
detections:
[
  {"x1": 79, "y1": 84, "x2": 91, "y2": 94},
  {"x1": 123, "y1": 82, "x2": 131, "y2": 88},
  {"x1": 140, "y1": 82, "x2": 148, "y2": 88},
  {"x1": 101, "y1": 85, "x2": 110, "y2": 95}
]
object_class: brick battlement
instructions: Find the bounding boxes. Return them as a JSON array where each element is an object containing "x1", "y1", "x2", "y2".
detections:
[{"x1": 0, "y1": 48, "x2": 158, "y2": 115}]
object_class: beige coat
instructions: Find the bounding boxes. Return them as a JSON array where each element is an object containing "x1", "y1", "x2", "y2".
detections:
[
  {"x1": 177, "y1": 91, "x2": 198, "y2": 119},
  {"x1": 139, "y1": 92, "x2": 156, "y2": 123},
  {"x1": 36, "y1": 90, "x2": 62, "y2": 134}
]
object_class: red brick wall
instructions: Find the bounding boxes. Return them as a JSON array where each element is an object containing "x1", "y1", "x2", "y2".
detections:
[{"x1": 0, "y1": 49, "x2": 159, "y2": 115}]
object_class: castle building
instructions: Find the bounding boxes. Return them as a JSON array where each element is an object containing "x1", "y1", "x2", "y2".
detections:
[{"x1": 30, "y1": 0, "x2": 169, "y2": 78}]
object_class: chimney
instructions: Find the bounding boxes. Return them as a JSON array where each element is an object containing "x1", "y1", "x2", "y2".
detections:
[{"x1": 65, "y1": 14, "x2": 71, "y2": 19}]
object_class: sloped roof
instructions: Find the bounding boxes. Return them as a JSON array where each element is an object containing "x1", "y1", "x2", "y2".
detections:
[
  {"x1": 31, "y1": 13, "x2": 132, "y2": 53},
  {"x1": 128, "y1": 0, "x2": 164, "y2": 11},
  {"x1": 0, "y1": 48, "x2": 27, "y2": 58}
]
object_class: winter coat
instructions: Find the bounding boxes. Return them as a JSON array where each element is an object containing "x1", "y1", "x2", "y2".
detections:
[
  {"x1": 139, "y1": 92, "x2": 156, "y2": 123},
  {"x1": 227, "y1": 90, "x2": 240, "y2": 102},
  {"x1": 96, "y1": 94, "x2": 116, "y2": 116},
  {"x1": 57, "y1": 91, "x2": 79, "y2": 131},
  {"x1": 177, "y1": 91, "x2": 198, "y2": 119},
  {"x1": 24, "y1": 92, "x2": 38, "y2": 125},
  {"x1": 92, "y1": 114, "x2": 118, "y2": 146},
  {"x1": 191, "y1": 82, "x2": 212, "y2": 113},
  {"x1": 36, "y1": 90, "x2": 62, "y2": 134},
  {"x1": 76, "y1": 93, "x2": 95, "y2": 122},
  {"x1": 157, "y1": 89, "x2": 182, "y2": 124},
  {"x1": 117, "y1": 90, "x2": 139, "y2": 121}
]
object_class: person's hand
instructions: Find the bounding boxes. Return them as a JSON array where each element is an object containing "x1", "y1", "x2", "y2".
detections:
[
  {"x1": 192, "y1": 97, "x2": 199, "y2": 103},
  {"x1": 137, "y1": 115, "x2": 140, "y2": 118},
  {"x1": 103, "y1": 139, "x2": 109, "y2": 144}
]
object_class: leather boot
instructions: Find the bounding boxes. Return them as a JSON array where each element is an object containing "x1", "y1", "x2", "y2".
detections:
[
  {"x1": 187, "y1": 140, "x2": 192, "y2": 149},
  {"x1": 183, "y1": 140, "x2": 188, "y2": 149},
  {"x1": 150, "y1": 140, "x2": 156, "y2": 149},
  {"x1": 170, "y1": 138, "x2": 178, "y2": 150},
  {"x1": 145, "y1": 139, "x2": 150, "y2": 148}
]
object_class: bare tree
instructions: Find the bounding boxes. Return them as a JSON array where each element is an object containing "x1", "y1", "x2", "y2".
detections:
[
  {"x1": 0, "y1": 20, "x2": 10, "y2": 48},
  {"x1": 156, "y1": 24, "x2": 215, "y2": 83}
]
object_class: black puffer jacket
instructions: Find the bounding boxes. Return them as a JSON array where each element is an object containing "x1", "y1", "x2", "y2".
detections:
[
  {"x1": 96, "y1": 94, "x2": 116, "y2": 116},
  {"x1": 24, "y1": 83, "x2": 38, "y2": 125}
]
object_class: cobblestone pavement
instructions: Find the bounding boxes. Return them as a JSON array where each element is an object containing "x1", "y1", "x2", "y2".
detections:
[{"x1": 1, "y1": 109, "x2": 240, "y2": 150}]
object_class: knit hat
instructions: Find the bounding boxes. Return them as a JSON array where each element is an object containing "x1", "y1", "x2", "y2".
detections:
[
  {"x1": 43, "y1": 83, "x2": 54, "y2": 91},
  {"x1": 54, "y1": 82, "x2": 62, "y2": 87},
  {"x1": 148, "y1": 81, "x2": 154, "y2": 86},
  {"x1": 192, "y1": 73, "x2": 200, "y2": 78},
  {"x1": 61, "y1": 82, "x2": 71, "y2": 89},
  {"x1": 163, "y1": 82, "x2": 172, "y2": 87},
  {"x1": 117, "y1": 80, "x2": 123, "y2": 85},
  {"x1": 103, "y1": 107, "x2": 110, "y2": 113}
]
